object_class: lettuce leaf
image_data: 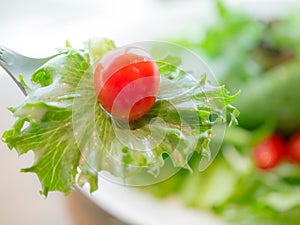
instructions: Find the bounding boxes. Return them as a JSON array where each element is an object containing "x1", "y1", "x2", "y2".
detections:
[
  {"x1": 2, "y1": 38, "x2": 238, "y2": 196},
  {"x1": 3, "y1": 49, "x2": 89, "y2": 195}
]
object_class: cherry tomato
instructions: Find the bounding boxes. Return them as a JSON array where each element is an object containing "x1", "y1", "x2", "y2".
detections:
[
  {"x1": 287, "y1": 132, "x2": 300, "y2": 164},
  {"x1": 94, "y1": 47, "x2": 160, "y2": 121},
  {"x1": 253, "y1": 134, "x2": 285, "y2": 170}
]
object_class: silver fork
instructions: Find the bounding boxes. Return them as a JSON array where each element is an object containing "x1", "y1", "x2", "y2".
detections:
[{"x1": 0, "y1": 45, "x2": 62, "y2": 95}]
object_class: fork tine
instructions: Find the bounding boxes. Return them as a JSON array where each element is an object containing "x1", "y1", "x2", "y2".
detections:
[
  {"x1": 0, "y1": 45, "x2": 27, "y2": 94},
  {"x1": 0, "y1": 45, "x2": 21, "y2": 77},
  {"x1": 0, "y1": 45, "x2": 7, "y2": 64},
  {"x1": 0, "y1": 44, "x2": 17, "y2": 64},
  {"x1": 0, "y1": 45, "x2": 23, "y2": 74}
]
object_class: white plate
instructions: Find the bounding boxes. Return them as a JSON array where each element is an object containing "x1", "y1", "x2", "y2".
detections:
[
  {"x1": 0, "y1": 1, "x2": 298, "y2": 225},
  {"x1": 81, "y1": 178, "x2": 225, "y2": 225}
]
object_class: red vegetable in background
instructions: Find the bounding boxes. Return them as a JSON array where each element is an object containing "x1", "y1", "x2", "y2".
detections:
[
  {"x1": 287, "y1": 132, "x2": 300, "y2": 164},
  {"x1": 253, "y1": 134, "x2": 286, "y2": 170},
  {"x1": 94, "y1": 47, "x2": 160, "y2": 121}
]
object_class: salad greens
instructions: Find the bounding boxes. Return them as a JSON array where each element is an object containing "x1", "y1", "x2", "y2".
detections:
[
  {"x1": 1, "y1": 39, "x2": 238, "y2": 196},
  {"x1": 143, "y1": 1, "x2": 300, "y2": 225}
]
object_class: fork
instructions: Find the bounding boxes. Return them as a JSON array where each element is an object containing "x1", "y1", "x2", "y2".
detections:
[{"x1": 0, "y1": 45, "x2": 63, "y2": 95}]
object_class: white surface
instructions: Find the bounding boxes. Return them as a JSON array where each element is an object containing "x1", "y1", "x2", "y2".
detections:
[{"x1": 0, "y1": 0, "x2": 299, "y2": 225}]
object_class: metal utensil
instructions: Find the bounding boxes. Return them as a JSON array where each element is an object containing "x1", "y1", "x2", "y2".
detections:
[{"x1": 0, "y1": 45, "x2": 62, "y2": 95}]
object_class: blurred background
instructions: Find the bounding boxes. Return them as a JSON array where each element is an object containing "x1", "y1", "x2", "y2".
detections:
[{"x1": 1, "y1": 0, "x2": 300, "y2": 225}]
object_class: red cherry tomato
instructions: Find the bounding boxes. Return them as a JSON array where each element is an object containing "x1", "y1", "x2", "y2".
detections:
[
  {"x1": 253, "y1": 134, "x2": 285, "y2": 170},
  {"x1": 287, "y1": 132, "x2": 300, "y2": 164},
  {"x1": 94, "y1": 47, "x2": 160, "y2": 121}
]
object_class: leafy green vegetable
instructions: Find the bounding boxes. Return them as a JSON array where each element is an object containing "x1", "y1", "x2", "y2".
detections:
[
  {"x1": 173, "y1": 0, "x2": 300, "y2": 133},
  {"x1": 236, "y1": 58, "x2": 300, "y2": 133},
  {"x1": 3, "y1": 50, "x2": 89, "y2": 195},
  {"x1": 1, "y1": 38, "x2": 238, "y2": 196},
  {"x1": 175, "y1": 1, "x2": 299, "y2": 95}
]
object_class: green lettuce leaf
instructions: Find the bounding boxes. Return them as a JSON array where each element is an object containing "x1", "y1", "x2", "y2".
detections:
[
  {"x1": 2, "y1": 38, "x2": 238, "y2": 195},
  {"x1": 2, "y1": 49, "x2": 90, "y2": 196}
]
